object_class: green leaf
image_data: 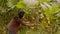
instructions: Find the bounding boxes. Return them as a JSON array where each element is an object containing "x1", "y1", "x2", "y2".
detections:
[
  {"x1": 51, "y1": 18, "x2": 57, "y2": 24},
  {"x1": 51, "y1": 3, "x2": 59, "y2": 13},
  {"x1": 16, "y1": 0, "x2": 26, "y2": 9},
  {"x1": 42, "y1": 3, "x2": 59, "y2": 17},
  {"x1": 42, "y1": 0, "x2": 50, "y2": 2}
]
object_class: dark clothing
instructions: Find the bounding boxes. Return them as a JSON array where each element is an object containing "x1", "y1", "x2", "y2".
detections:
[
  {"x1": 7, "y1": 18, "x2": 20, "y2": 34},
  {"x1": 7, "y1": 9, "x2": 25, "y2": 34},
  {"x1": 9, "y1": 31, "x2": 15, "y2": 34}
]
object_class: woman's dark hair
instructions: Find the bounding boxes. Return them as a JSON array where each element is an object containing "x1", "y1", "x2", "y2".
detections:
[
  {"x1": 18, "y1": 9, "x2": 25, "y2": 18},
  {"x1": 14, "y1": 9, "x2": 25, "y2": 19}
]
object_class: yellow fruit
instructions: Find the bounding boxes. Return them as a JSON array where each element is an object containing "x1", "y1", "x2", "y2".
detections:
[
  {"x1": 48, "y1": 20, "x2": 50, "y2": 25},
  {"x1": 43, "y1": 21, "x2": 47, "y2": 24},
  {"x1": 40, "y1": 16, "x2": 43, "y2": 19}
]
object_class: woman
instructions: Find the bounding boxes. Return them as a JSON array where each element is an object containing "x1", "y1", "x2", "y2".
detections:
[{"x1": 7, "y1": 9, "x2": 39, "y2": 34}]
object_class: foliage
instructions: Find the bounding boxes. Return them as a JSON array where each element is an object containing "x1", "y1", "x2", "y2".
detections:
[{"x1": 0, "y1": 0, "x2": 60, "y2": 34}]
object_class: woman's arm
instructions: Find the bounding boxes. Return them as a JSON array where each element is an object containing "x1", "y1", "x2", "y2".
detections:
[{"x1": 15, "y1": 18, "x2": 40, "y2": 27}]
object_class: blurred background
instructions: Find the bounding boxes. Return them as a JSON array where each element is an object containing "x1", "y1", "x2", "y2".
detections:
[{"x1": 0, "y1": 0, "x2": 60, "y2": 34}]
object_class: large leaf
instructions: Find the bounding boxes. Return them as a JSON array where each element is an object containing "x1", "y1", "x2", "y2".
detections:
[
  {"x1": 51, "y1": 3, "x2": 59, "y2": 13},
  {"x1": 16, "y1": 0, "x2": 26, "y2": 9},
  {"x1": 42, "y1": 3, "x2": 59, "y2": 16}
]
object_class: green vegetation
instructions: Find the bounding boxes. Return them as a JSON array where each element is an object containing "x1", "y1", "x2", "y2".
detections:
[{"x1": 0, "y1": 0, "x2": 60, "y2": 34}]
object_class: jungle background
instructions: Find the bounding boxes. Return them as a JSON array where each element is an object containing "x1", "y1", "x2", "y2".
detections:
[{"x1": 0, "y1": 0, "x2": 60, "y2": 34}]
